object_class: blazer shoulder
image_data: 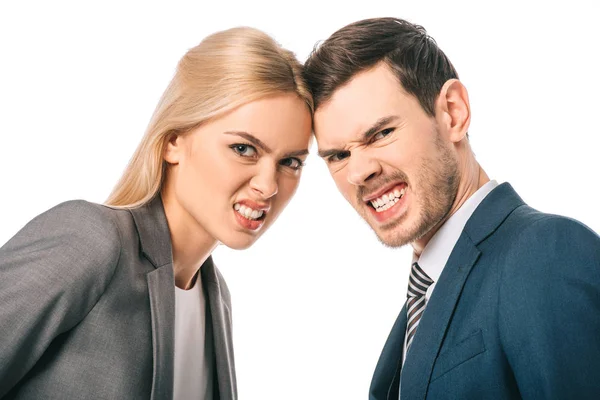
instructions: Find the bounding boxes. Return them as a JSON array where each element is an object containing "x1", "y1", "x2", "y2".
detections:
[
  {"x1": 508, "y1": 209, "x2": 599, "y2": 252},
  {"x1": 0, "y1": 201, "x2": 125, "y2": 394},
  {"x1": 499, "y1": 210, "x2": 600, "y2": 286},
  {"x1": 497, "y1": 212, "x2": 600, "y2": 398},
  {"x1": 498, "y1": 206, "x2": 598, "y2": 249},
  {"x1": 49, "y1": 199, "x2": 125, "y2": 227},
  {"x1": 3, "y1": 199, "x2": 123, "y2": 280}
]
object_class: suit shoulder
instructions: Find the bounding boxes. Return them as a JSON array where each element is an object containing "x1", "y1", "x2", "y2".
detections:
[
  {"x1": 496, "y1": 214, "x2": 600, "y2": 396},
  {"x1": 0, "y1": 202, "x2": 127, "y2": 388},
  {"x1": 3, "y1": 200, "x2": 123, "y2": 280},
  {"x1": 498, "y1": 205, "x2": 596, "y2": 245},
  {"x1": 508, "y1": 208, "x2": 599, "y2": 247},
  {"x1": 48, "y1": 199, "x2": 122, "y2": 226},
  {"x1": 46, "y1": 199, "x2": 132, "y2": 239},
  {"x1": 499, "y1": 209, "x2": 600, "y2": 285}
]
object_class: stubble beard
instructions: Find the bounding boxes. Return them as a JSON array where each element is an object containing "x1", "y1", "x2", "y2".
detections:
[{"x1": 357, "y1": 134, "x2": 460, "y2": 248}]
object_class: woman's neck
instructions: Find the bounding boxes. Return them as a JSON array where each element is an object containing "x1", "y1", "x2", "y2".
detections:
[{"x1": 160, "y1": 188, "x2": 218, "y2": 290}]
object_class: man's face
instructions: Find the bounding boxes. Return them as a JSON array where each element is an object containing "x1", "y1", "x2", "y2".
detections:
[{"x1": 314, "y1": 63, "x2": 460, "y2": 248}]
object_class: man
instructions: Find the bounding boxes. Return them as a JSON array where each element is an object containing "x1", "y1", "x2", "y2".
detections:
[{"x1": 303, "y1": 17, "x2": 600, "y2": 399}]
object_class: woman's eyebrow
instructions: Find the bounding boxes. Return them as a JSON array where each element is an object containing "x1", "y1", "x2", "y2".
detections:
[
  {"x1": 224, "y1": 131, "x2": 272, "y2": 153},
  {"x1": 283, "y1": 149, "x2": 309, "y2": 158}
]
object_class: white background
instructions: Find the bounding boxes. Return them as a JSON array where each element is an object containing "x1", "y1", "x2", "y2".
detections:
[{"x1": 1, "y1": 1, "x2": 599, "y2": 398}]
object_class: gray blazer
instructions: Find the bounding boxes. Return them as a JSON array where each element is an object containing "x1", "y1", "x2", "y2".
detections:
[{"x1": 0, "y1": 196, "x2": 237, "y2": 399}]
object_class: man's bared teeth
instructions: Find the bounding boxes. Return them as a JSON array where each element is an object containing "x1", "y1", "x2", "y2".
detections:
[
  {"x1": 370, "y1": 186, "x2": 406, "y2": 212},
  {"x1": 376, "y1": 197, "x2": 399, "y2": 212},
  {"x1": 234, "y1": 203, "x2": 241, "y2": 211}
]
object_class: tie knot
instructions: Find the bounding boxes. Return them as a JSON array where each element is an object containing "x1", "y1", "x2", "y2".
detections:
[{"x1": 407, "y1": 262, "x2": 434, "y2": 299}]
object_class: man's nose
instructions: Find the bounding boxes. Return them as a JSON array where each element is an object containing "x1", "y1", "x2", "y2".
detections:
[{"x1": 347, "y1": 151, "x2": 381, "y2": 186}]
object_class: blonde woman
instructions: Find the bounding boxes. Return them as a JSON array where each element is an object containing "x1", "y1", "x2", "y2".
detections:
[{"x1": 0, "y1": 27, "x2": 312, "y2": 400}]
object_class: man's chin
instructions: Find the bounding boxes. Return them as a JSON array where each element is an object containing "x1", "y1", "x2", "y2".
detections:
[
  {"x1": 372, "y1": 224, "x2": 417, "y2": 249},
  {"x1": 358, "y1": 206, "x2": 420, "y2": 247},
  {"x1": 370, "y1": 212, "x2": 432, "y2": 248},
  {"x1": 373, "y1": 230, "x2": 412, "y2": 248}
]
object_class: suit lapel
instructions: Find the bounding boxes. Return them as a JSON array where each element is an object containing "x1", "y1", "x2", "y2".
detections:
[
  {"x1": 369, "y1": 303, "x2": 407, "y2": 400},
  {"x1": 397, "y1": 183, "x2": 525, "y2": 399},
  {"x1": 370, "y1": 183, "x2": 526, "y2": 400},
  {"x1": 399, "y1": 235, "x2": 480, "y2": 399},
  {"x1": 388, "y1": 303, "x2": 408, "y2": 400},
  {"x1": 202, "y1": 258, "x2": 236, "y2": 400},
  {"x1": 129, "y1": 195, "x2": 176, "y2": 400},
  {"x1": 147, "y1": 265, "x2": 176, "y2": 400},
  {"x1": 129, "y1": 195, "x2": 238, "y2": 399}
]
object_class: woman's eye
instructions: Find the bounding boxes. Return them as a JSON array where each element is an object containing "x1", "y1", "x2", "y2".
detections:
[
  {"x1": 372, "y1": 128, "x2": 394, "y2": 142},
  {"x1": 279, "y1": 157, "x2": 304, "y2": 171},
  {"x1": 230, "y1": 144, "x2": 257, "y2": 157}
]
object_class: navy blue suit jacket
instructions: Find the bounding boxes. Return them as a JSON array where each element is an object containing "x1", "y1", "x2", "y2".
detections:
[{"x1": 369, "y1": 183, "x2": 600, "y2": 399}]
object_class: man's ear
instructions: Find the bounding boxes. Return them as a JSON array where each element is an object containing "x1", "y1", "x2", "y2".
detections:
[
  {"x1": 163, "y1": 132, "x2": 183, "y2": 165},
  {"x1": 435, "y1": 79, "x2": 471, "y2": 143}
]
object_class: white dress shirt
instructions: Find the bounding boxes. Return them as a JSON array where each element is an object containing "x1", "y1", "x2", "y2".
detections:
[{"x1": 174, "y1": 274, "x2": 214, "y2": 400}]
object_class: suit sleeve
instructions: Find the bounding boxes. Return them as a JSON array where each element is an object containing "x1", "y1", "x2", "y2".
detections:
[
  {"x1": 0, "y1": 200, "x2": 121, "y2": 397},
  {"x1": 499, "y1": 216, "x2": 600, "y2": 399}
]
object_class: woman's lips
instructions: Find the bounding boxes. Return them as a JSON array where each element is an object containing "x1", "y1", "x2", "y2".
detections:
[
  {"x1": 233, "y1": 207, "x2": 264, "y2": 231},
  {"x1": 232, "y1": 200, "x2": 269, "y2": 231}
]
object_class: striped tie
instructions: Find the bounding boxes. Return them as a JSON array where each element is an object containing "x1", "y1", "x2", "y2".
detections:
[{"x1": 405, "y1": 262, "x2": 434, "y2": 350}]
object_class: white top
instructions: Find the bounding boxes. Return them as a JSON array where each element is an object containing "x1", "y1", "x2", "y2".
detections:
[
  {"x1": 173, "y1": 274, "x2": 214, "y2": 400},
  {"x1": 402, "y1": 180, "x2": 499, "y2": 364}
]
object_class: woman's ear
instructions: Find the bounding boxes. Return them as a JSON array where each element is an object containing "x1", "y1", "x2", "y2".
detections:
[
  {"x1": 163, "y1": 133, "x2": 182, "y2": 165},
  {"x1": 435, "y1": 79, "x2": 471, "y2": 143}
]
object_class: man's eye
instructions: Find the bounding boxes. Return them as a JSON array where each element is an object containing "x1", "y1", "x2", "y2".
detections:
[
  {"x1": 372, "y1": 128, "x2": 395, "y2": 142},
  {"x1": 230, "y1": 144, "x2": 257, "y2": 157},
  {"x1": 328, "y1": 151, "x2": 351, "y2": 163}
]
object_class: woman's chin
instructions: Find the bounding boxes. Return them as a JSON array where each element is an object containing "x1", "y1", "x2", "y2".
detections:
[
  {"x1": 219, "y1": 233, "x2": 261, "y2": 250},
  {"x1": 216, "y1": 212, "x2": 275, "y2": 250}
]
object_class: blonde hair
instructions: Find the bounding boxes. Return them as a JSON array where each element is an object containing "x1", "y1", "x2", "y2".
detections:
[{"x1": 105, "y1": 27, "x2": 313, "y2": 208}]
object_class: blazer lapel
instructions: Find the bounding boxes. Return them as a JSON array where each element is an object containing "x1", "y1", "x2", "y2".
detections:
[
  {"x1": 399, "y1": 235, "x2": 481, "y2": 399},
  {"x1": 129, "y1": 195, "x2": 176, "y2": 400},
  {"x1": 398, "y1": 183, "x2": 525, "y2": 399},
  {"x1": 147, "y1": 265, "x2": 176, "y2": 400},
  {"x1": 202, "y1": 258, "x2": 236, "y2": 400},
  {"x1": 369, "y1": 303, "x2": 407, "y2": 400}
]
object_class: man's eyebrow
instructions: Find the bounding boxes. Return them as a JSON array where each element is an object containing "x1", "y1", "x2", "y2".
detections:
[
  {"x1": 317, "y1": 115, "x2": 401, "y2": 158},
  {"x1": 317, "y1": 148, "x2": 344, "y2": 158},
  {"x1": 361, "y1": 115, "x2": 400, "y2": 141},
  {"x1": 223, "y1": 131, "x2": 272, "y2": 153}
]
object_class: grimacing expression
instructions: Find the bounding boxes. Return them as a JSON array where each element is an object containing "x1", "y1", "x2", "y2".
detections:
[
  {"x1": 314, "y1": 64, "x2": 459, "y2": 247},
  {"x1": 164, "y1": 93, "x2": 312, "y2": 249}
]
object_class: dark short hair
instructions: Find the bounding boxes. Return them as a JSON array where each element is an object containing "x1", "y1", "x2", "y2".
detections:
[{"x1": 303, "y1": 17, "x2": 459, "y2": 116}]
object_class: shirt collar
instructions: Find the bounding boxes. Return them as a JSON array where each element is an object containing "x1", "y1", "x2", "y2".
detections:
[{"x1": 414, "y1": 180, "x2": 499, "y2": 285}]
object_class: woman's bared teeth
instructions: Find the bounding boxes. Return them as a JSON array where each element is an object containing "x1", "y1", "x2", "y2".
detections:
[
  {"x1": 370, "y1": 187, "x2": 406, "y2": 211},
  {"x1": 233, "y1": 203, "x2": 264, "y2": 220}
]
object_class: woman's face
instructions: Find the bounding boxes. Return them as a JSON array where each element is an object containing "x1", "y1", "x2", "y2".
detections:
[{"x1": 163, "y1": 93, "x2": 312, "y2": 249}]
